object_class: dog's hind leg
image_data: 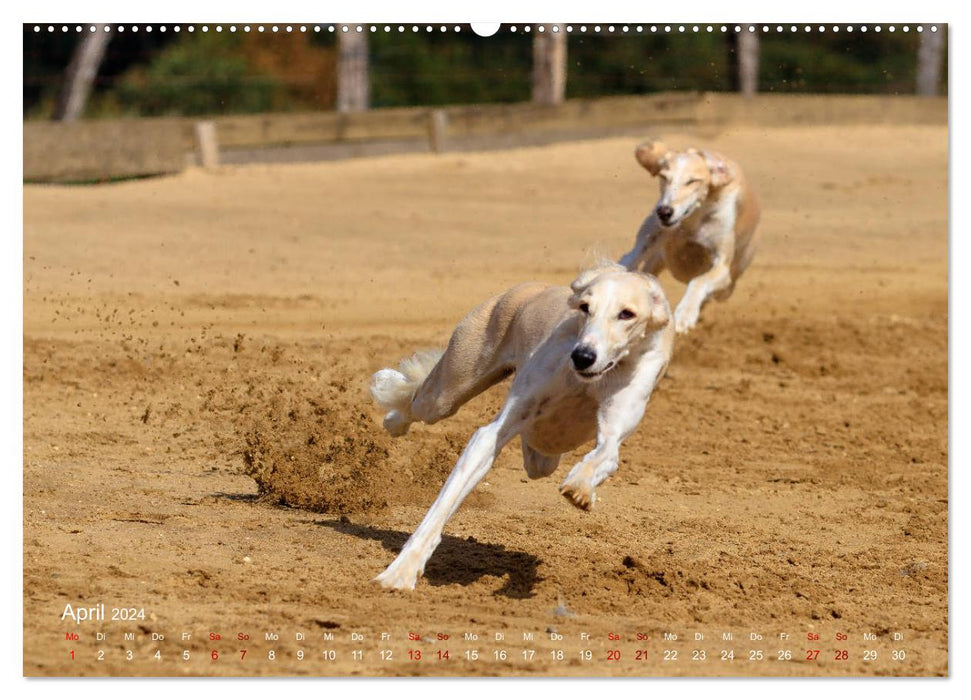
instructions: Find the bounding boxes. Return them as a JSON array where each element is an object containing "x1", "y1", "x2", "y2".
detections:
[
  {"x1": 408, "y1": 291, "x2": 529, "y2": 426},
  {"x1": 522, "y1": 443, "x2": 561, "y2": 479},
  {"x1": 410, "y1": 354, "x2": 512, "y2": 427},
  {"x1": 373, "y1": 288, "x2": 530, "y2": 437},
  {"x1": 723, "y1": 228, "x2": 758, "y2": 296}
]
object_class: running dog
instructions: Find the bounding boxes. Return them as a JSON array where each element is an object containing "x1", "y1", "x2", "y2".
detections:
[
  {"x1": 369, "y1": 263, "x2": 674, "y2": 590},
  {"x1": 620, "y1": 140, "x2": 761, "y2": 334}
]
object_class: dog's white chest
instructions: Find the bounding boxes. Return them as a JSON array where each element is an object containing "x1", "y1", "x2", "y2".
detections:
[{"x1": 522, "y1": 392, "x2": 599, "y2": 456}]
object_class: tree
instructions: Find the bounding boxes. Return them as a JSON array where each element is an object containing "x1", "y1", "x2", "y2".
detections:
[
  {"x1": 53, "y1": 25, "x2": 112, "y2": 121},
  {"x1": 532, "y1": 24, "x2": 566, "y2": 105},
  {"x1": 337, "y1": 28, "x2": 369, "y2": 112},
  {"x1": 737, "y1": 27, "x2": 759, "y2": 97},
  {"x1": 916, "y1": 26, "x2": 945, "y2": 96}
]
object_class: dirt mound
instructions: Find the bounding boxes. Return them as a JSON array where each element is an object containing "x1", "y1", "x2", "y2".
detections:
[
  {"x1": 236, "y1": 348, "x2": 460, "y2": 515},
  {"x1": 242, "y1": 386, "x2": 395, "y2": 514}
]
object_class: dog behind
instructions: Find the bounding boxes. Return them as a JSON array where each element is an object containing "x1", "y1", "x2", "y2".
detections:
[{"x1": 620, "y1": 139, "x2": 761, "y2": 333}]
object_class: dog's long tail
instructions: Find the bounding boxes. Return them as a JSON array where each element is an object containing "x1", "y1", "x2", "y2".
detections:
[{"x1": 369, "y1": 349, "x2": 443, "y2": 437}]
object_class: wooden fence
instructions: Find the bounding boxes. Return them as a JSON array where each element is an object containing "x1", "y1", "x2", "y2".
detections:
[{"x1": 23, "y1": 92, "x2": 947, "y2": 182}]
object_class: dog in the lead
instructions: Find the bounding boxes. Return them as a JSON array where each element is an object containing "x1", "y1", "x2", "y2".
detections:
[
  {"x1": 369, "y1": 263, "x2": 674, "y2": 590},
  {"x1": 620, "y1": 140, "x2": 761, "y2": 334}
]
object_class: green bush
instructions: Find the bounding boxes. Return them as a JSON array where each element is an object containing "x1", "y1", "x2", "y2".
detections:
[
  {"x1": 760, "y1": 33, "x2": 923, "y2": 93},
  {"x1": 113, "y1": 34, "x2": 286, "y2": 116}
]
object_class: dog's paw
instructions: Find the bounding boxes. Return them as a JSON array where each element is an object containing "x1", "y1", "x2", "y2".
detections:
[
  {"x1": 373, "y1": 565, "x2": 419, "y2": 591},
  {"x1": 382, "y1": 410, "x2": 411, "y2": 437},
  {"x1": 559, "y1": 481, "x2": 596, "y2": 511},
  {"x1": 674, "y1": 308, "x2": 700, "y2": 334}
]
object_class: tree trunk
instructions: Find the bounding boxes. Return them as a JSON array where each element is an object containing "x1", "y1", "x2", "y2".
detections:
[
  {"x1": 532, "y1": 25, "x2": 567, "y2": 105},
  {"x1": 53, "y1": 26, "x2": 112, "y2": 122},
  {"x1": 337, "y1": 29, "x2": 369, "y2": 113},
  {"x1": 916, "y1": 26, "x2": 945, "y2": 96},
  {"x1": 737, "y1": 29, "x2": 759, "y2": 97}
]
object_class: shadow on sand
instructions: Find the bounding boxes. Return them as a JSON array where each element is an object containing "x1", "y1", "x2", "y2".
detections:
[{"x1": 315, "y1": 518, "x2": 542, "y2": 599}]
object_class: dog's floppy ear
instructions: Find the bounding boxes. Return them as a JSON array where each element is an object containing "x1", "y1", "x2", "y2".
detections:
[
  {"x1": 701, "y1": 150, "x2": 734, "y2": 188},
  {"x1": 647, "y1": 287, "x2": 671, "y2": 329},
  {"x1": 634, "y1": 140, "x2": 670, "y2": 176},
  {"x1": 636, "y1": 274, "x2": 671, "y2": 331},
  {"x1": 569, "y1": 269, "x2": 599, "y2": 296},
  {"x1": 569, "y1": 261, "x2": 625, "y2": 306}
]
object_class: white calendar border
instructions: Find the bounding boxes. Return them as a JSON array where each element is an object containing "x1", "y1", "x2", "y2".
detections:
[
  {"x1": 5, "y1": 0, "x2": 961, "y2": 695},
  {"x1": 8, "y1": 0, "x2": 961, "y2": 24}
]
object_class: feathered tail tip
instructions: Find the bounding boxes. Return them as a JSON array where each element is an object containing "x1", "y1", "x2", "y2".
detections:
[
  {"x1": 397, "y1": 348, "x2": 443, "y2": 387},
  {"x1": 369, "y1": 349, "x2": 443, "y2": 437}
]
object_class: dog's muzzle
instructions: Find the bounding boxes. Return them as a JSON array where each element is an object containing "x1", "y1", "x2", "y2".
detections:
[{"x1": 571, "y1": 345, "x2": 597, "y2": 372}]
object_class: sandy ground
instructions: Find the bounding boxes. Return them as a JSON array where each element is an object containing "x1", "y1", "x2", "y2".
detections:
[{"x1": 23, "y1": 124, "x2": 947, "y2": 677}]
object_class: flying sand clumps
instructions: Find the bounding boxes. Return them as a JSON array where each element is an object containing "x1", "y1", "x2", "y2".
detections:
[
  {"x1": 240, "y1": 368, "x2": 457, "y2": 515},
  {"x1": 241, "y1": 376, "x2": 391, "y2": 514}
]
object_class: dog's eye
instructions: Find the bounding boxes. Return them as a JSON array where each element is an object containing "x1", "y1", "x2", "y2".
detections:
[
  {"x1": 578, "y1": 303, "x2": 590, "y2": 314},
  {"x1": 685, "y1": 178, "x2": 700, "y2": 185},
  {"x1": 618, "y1": 309, "x2": 636, "y2": 321}
]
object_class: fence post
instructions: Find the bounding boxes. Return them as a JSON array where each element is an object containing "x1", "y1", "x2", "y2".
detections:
[
  {"x1": 916, "y1": 26, "x2": 945, "y2": 97},
  {"x1": 428, "y1": 110, "x2": 448, "y2": 153},
  {"x1": 737, "y1": 27, "x2": 760, "y2": 97},
  {"x1": 338, "y1": 28, "x2": 370, "y2": 112},
  {"x1": 532, "y1": 24, "x2": 567, "y2": 105},
  {"x1": 195, "y1": 121, "x2": 220, "y2": 169}
]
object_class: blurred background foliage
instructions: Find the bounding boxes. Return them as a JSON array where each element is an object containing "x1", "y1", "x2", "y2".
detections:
[
  {"x1": 23, "y1": 25, "x2": 945, "y2": 119},
  {"x1": 567, "y1": 32, "x2": 933, "y2": 95}
]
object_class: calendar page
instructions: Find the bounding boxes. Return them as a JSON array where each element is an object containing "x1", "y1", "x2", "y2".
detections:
[{"x1": 22, "y1": 18, "x2": 948, "y2": 678}]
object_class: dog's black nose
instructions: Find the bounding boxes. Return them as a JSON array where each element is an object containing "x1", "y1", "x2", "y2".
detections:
[
  {"x1": 656, "y1": 205, "x2": 674, "y2": 222},
  {"x1": 571, "y1": 346, "x2": 597, "y2": 371}
]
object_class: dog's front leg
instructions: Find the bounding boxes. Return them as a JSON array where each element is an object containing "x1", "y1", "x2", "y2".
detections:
[
  {"x1": 559, "y1": 349, "x2": 668, "y2": 510},
  {"x1": 559, "y1": 443, "x2": 620, "y2": 511},
  {"x1": 674, "y1": 216, "x2": 736, "y2": 333},
  {"x1": 559, "y1": 375, "x2": 659, "y2": 510},
  {"x1": 373, "y1": 409, "x2": 523, "y2": 590},
  {"x1": 674, "y1": 260, "x2": 732, "y2": 333},
  {"x1": 620, "y1": 214, "x2": 665, "y2": 274}
]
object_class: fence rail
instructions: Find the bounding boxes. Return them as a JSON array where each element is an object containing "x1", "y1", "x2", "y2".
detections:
[{"x1": 23, "y1": 92, "x2": 947, "y2": 182}]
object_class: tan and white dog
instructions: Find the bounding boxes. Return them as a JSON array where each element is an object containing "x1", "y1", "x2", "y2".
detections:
[
  {"x1": 620, "y1": 140, "x2": 761, "y2": 334},
  {"x1": 369, "y1": 263, "x2": 674, "y2": 590}
]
